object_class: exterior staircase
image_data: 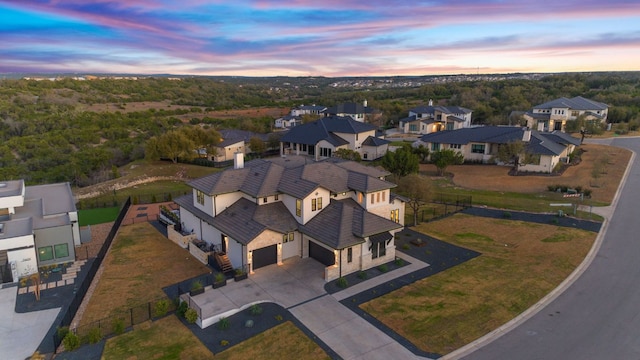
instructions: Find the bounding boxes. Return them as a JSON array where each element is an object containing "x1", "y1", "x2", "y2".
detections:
[{"x1": 215, "y1": 252, "x2": 233, "y2": 274}]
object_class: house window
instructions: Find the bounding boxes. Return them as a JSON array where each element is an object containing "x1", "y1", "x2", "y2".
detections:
[
  {"x1": 296, "y1": 199, "x2": 301, "y2": 216},
  {"x1": 263, "y1": 197, "x2": 267, "y2": 203},
  {"x1": 358, "y1": 192, "x2": 363, "y2": 203},
  {"x1": 382, "y1": 191, "x2": 386, "y2": 202},
  {"x1": 275, "y1": 194, "x2": 279, "y2": 201},
  {"x1": 371, "y1": 193, "x2": 375, "y2": 204},
  {"x1": 431, "y1": 143, "x2": 440, "y2": 151},
  {"x1": 571, "y1": 111, "x2": 579, "y2": 117},
  {"x1": 283, "y1": 232, "x2": 294, "y2": 243},
  {"x1": 312, "y1": 198, "x2": 316, "y2": 211},
  {"x1": 347, "y1": 247, "x2": 353, "y2": 263},
  {"x1": 311, "y1": 197, "x2": 323, "y2": 211},
  {"x1": 390, "y1": 209, "x2": 400, "y2": 223},
  {"x1": 471, "y1": 144, "x2": 485, "y2": 154},
  {"x1": 377, "y1": 192, "x2": 381, "y2": 203},
  {"x1": 54, "y1": 244, "x2": 69, "y2": 258},
  {"x1": 371, "y1": 242, "x2": 386, "y2": 259},
  {"x1": 317, "y1": 197, "x2": 322, "y2": 210},
  {"x1": 196, "y1": 190, "x2": 205, "y2": 205},
  {"x1": 38, "y1": 246, "x2": 54, "y2": 262},
  {"x1": 302, "y1": 144, "x2": 307, "y2": 151},
  {"x1": 356, "y1": 134, "x2": 359, "y2": 141},
  {"x1": 450, "y1": 144, "x2": 461, "y2": 149},
  {"x1": 409, "y1": 124, "x2": 418, "y2": 132}
]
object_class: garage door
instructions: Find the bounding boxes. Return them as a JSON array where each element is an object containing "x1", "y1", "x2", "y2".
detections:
[
  {"x1": 252, "y1": 244, "x2": 277, "y2": 270},
  {"x1": 309, "y1": 241, "x2": 335, "y2": 266}
]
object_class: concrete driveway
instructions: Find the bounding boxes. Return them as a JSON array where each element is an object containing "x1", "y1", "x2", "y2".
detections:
[{"x1": 0, "y1": 286, "x2": 60, "y2": 360}]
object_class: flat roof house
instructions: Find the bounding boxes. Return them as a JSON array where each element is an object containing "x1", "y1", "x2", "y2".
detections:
[
  {"x1": 0, "y1": 180, "x2": 80, "y2": 283},
  {"x1": 175, "y1": 155, "x2": 405, "y2": 282}
]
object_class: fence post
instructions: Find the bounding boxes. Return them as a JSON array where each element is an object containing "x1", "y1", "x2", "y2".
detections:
[{"x1": 148, "y1": 301, "x2": 152, "y2": 319}]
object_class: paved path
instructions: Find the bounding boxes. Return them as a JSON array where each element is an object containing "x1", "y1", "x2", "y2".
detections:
[
  {"x1": 0, "y1": 286, "x2": 59, "y2": 360},
  {"x1": 451, "y1": 137, "x2": 640, "y2": 359}
]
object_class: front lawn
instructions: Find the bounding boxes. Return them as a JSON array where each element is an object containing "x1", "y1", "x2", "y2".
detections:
[
  {"x1": 361, "y1": 214, "x2": 596, "y2": 355},
  {"x1": 79, "y1": 222, "x2": 211, "y2": 327}
]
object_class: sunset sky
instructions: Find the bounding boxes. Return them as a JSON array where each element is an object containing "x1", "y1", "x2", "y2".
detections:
[{"x1": 1, "y1": 1, "x2": 639, "y2": 76}]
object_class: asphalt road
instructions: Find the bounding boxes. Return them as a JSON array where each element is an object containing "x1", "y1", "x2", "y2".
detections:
[{"x1": 459, "y1": 137, "x2": 640, "y2": 360}]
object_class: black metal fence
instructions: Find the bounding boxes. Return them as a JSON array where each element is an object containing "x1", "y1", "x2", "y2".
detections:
[
  {"x1": 76, "y1": 191, "x2": 187, "y2": 210},
  {"x1": 431, "y1": 193, "x2": 473, "y2": 208},
  {"x1": 52, "y1": 197, "x2": 132, "y2": 350}
]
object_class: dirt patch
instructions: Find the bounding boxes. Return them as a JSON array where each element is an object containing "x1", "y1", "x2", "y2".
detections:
[{"x1": 421, "y1": 143, "x2": 631, "y2": 204}]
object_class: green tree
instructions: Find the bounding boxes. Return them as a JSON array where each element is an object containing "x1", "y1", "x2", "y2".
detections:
[
  {"x1": 495, "y1": 140, "x2": 537, "y2": 174},
  {"x1": 181, "y1": 126, "x2": 221, "y2": 158},
  {"x1": 412, "y1": 144, "x2": 430, "y2": 163},
  {"x1": 145, "y1": 130, "x2": 195, "y2": 163},
  {"x1": 431, "y1": 149, "x2": 464, "y2": 176},
  {"x1": 334, "y1": 148, "x2": 361, "y2": 162},
  {"x1": 249, "y1": 136, "x2": 266, "y2": 155},
  {"x1": 381, "y1": 145, "x2": 419, "y2": 179},
  {"x1": 397, "y1": 174, "x2": 431, "y2": 226}
]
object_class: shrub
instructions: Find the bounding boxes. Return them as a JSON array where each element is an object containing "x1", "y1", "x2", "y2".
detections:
[
  {"x1": 87, "y1": 327, "x2": 102, "y2": 344},
  {"x1": 337, "y1": 277, "x2": 348, "y2": 288},
  {"x1": 57, "y1": 326, "x2": 70, "y2": 340},
  {"x1": 177, "y1": 301, "x2": 188, "y2": 318},
  {"x1": 378, "y1": 264, "x2": 389, "y2": 273},
  {"x1": 112, "y1": 318, "x2": 125, "y2": 335},
  {"x1": 185, "y1": 308, "x2": 198, "y2": 324},
  {"x1": 550, "y1": 218, "x2": 559, "y2": 225},
  {"x1": 220, "y1": 340, "x2": 229, "y2": 346},
  {"x1": 191, "y1": 280, "x2": 203, "y2": 291},
  {"x1": 575, "y1": 185, "x2": 583, "y2": 193},
  {"x1": 394, "y1": 258, "x2": 404, "y2": 266},
  {"x1": 583, "y1": 188, "x2": 592, "y2": 198},
  {"x1": 274, "y1": 314, "x2": 283, "y2": 321},
  {"x1": 402, "y1": 243, "x2": 410, "y2": 250},
  {"x1": 547, "y1": 185, "x2": 557, "y2": 192},
  {"x1": 249, "y1": 304, "x2": 263, "y2": 316},
  {"x1": 63, "y1": 332, "x2": 80, "y2": 351},
  {"x1": 357, "y1": 271, "x2": 367, "y2": 279},
  {"x1": 502, "y1": 211, "x2": 512, "y2": 219},
  {"x1": 217, "y1": 317, "x2": 230, "y2": 330},
  {"x1": 153, "y1": 299, "x2": 170, "y2": 318},
  {"x1": 560, "y1": 185, "x2": 569, "y2": 193},
  {"x1": 214, "y1": 272, "x2": 225, "y2": 283}
]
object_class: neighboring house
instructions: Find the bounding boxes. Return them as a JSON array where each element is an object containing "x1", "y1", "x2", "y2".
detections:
[
  {"x1": 419, "y1": 126, "x2": 581, "y2": 173},
  {"x1": 399, "y1": 99, "x2": 473, "y2": 135},
  {"x1": 274, "y1": 115, "x2": 302, "y2": 129},
  {"x1": 291, "y1": 104, "x2": 327, "y2": 117},
  {"x1": 522, "y1": 96, "x2": 608, "y2": 132},
  {"x1": 280, "y1": 115, "x2": 390, "y2": 161},
  {"x1": 212, "y1": 129, "x2": 283, "y2": 162},
  {"x1": 0, "y1": 181, "x2": 80, "y2": 283},
  {"x1": 324, "y1": 100, "x2": 379, "y2": 123},
  {"x1": 175, "y1": 154, "x2": 405, "y2": 282}
]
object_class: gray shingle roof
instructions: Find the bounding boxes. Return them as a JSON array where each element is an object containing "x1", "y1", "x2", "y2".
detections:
[
  {"x1": 188, "y1": 168, "x2": 251, "y2": 195},
  {"x1": 410, "y1": 105, "x2": 472, "y2": 115},
  {"x1": 325, "y1": 102, "x2": 374, "y2": 116},
  {"x1": 533, "y1": 96, "x2": 608, "y2": 111},
  {"x1": 298, "y1": 199, "x2": 402, "y2": 249},
  {"x1": 362, "y1": 136, "x2": 390, "y2": 147},
  {"x1": 280, "y1": 115, "x2": 377, "y2": 145}
]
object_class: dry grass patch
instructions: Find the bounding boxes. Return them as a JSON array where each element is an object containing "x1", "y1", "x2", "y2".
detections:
[
  {"x1": 361, "y1": 214, "x2": 596, "y2": 355},
  {"x1": 422, "y1": 143, "x2": 630, "y2": 205},
  {"x1": 214, "y1": 321, "x2": 330, "y2": 360},
  {"x1": 80, "y1": 222, "x2": 210, "y2": 326},
  {"x1": 103, "y1": 316, "x2": 213, "y2": 360}
]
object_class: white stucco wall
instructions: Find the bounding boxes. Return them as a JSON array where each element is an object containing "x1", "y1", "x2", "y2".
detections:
[{"x1": 8, "y1": 247, "x2": 38, "y2": 279}]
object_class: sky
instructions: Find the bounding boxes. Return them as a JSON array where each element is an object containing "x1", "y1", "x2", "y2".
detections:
[{"x1": 1, "y1": 1, "x2": 640, "y2": 77}]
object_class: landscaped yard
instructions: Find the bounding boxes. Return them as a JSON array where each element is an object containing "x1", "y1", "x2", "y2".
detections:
[
  {"x1": 102, "y1": 316, "x2": 214, "y2": 360},
  {"x1": 214, "y1": 321, "x2": 331, "y2": 360},
  {"x1": 79, "y1": 222, "x2": 211, "y2": 327},
  {"x1": 360, "y1": 213, "x2": 596, "y2": 355}
]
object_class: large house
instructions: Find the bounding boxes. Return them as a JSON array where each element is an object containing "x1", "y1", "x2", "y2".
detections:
[
  {"x1": 175, "y1": 155, "x2": 405, "y2": 282},
  {"x1": 324, "y1": 101, "x2": 378, "y2": 123},
  {"x1": 0, "y1": 181, "x2": 80, "y2": 283},
  {"x1": 522, "y1": 96, "x2": 608, "y2": 132},
  {"x1": 275, "y1": 104, "x2": 327, "y2": 129},
  {"x1": 399, "y1": 99, "x2": 473, "y2": 135},
  {"x1": 280, "y1": 116, "x2": 390, "y2": 161},
  {"x1": 418, "y1": 126, "x2": 581, "y2": 173}
]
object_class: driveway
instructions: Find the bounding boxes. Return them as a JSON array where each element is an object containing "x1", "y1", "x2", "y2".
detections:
[{"x1": 0, "y1": 286, "x2": 60, "y2": 360}]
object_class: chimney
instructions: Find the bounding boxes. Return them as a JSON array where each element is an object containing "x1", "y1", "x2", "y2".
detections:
[
  {"x1": 522, "y1": 129, "x2": 531, "y2": 142},
  {"x1": 428, "y1": 99, "x2": 433, "y2": 106},
  {"x1": 234, "y1": 152, "x2": 244, "y2": 169},
  {"x1": 363, "y1": 99, "x2": 368, "y2": 107}
]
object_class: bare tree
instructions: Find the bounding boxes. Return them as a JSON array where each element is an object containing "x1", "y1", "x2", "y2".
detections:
[{"x1": 397, "y1": 174, "x2": 431, "y2": 226}]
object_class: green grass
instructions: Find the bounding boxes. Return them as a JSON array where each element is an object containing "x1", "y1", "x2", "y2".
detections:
[{"x1": 78, "y1": 207, "x2": 120, "y2": 226}]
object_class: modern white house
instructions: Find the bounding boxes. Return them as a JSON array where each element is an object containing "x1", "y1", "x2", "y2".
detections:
[
  {"x1": 522, "y1": 96, "x2": 608, "y2": 132},
  {"x1": 0, "y1": 180, "x2": 80, "y2": 283},
  {"x1": 399, "y1": 99, "x2": 473, "y2": 135},
  {"x1": 175, "y1": 154, "x2": 405, "y2": 282},
  {"x1": 280, "y1": 115, "x2": 390, "y2": 161},
  {"x1": 418, "y1": 126, "x2": 581, "y2": 173}
]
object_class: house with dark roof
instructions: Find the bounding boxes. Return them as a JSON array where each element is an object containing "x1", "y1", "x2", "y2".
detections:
[
  {"x1": 522, "y1": 96, "x2": 608, "y2": 132},
  {"x1": 324, "y1": 100, "x2": 379, "y2": 123},
  {"x1": 399, "y1": 99, "x2": 473, "y2": 135},
  {"x1": 280, "y1": 115, "x2": 390, "y2": 161},
  {"x1": 175, "y1": 154, "x2": 405, "y2": 282},
  {"x1": 0, "y1": 180, "x2": 80, "y2": 284},
  {"x1": 418, "y1": 126, "x2": 581, "y2": 173},
  {"x1": 274, "y1": 114, "x2": 302, "y2": 129}
]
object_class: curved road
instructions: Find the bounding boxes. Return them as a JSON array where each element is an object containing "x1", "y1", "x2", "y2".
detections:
[{"x1": 455, "y1": 137, "x2": 640, "y2": 360}]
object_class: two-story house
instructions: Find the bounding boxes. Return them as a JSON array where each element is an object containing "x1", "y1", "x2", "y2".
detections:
[
  {"x1": 523, "y1": 96, "x2": 608, "y2": 132},
  {"x1": 280, "y1": 115, "x2": 390, "y2": 161},
  {"x1": 175, "y1": 154, "x2": 405, "y2": 282},
  {"x1": 418, "y1": 126, "x2": 581, "y2": 173},
  {"x1": 399, "y1": 99, "x2": 473, "y2": 135},
  {"x1": 324, "y1": 100, "x2": 379, "y2": 124},
  {"x1": 0, "y1": 180, "x2": 80, "y2": 283}
]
